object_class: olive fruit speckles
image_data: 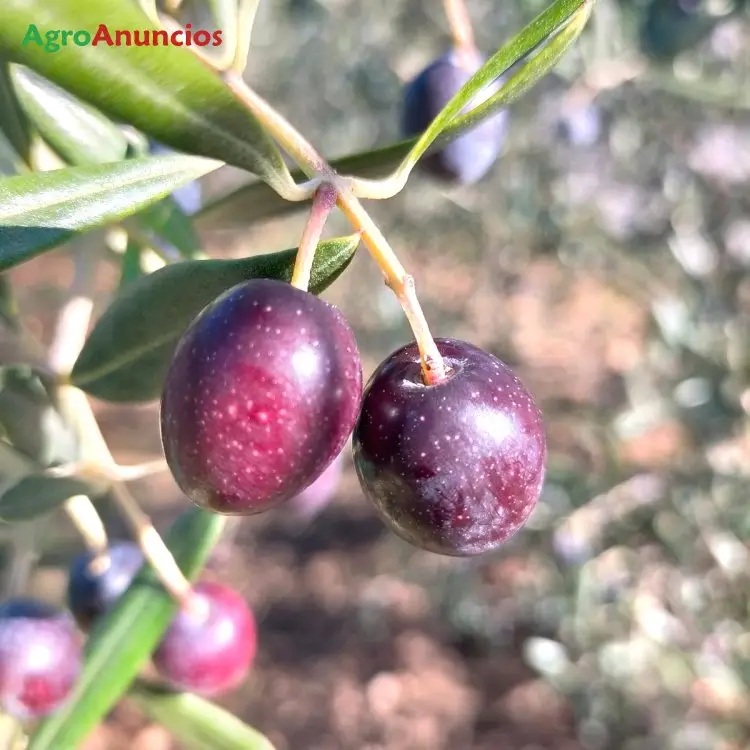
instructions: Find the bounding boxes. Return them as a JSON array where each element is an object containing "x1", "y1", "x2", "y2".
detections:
[
  {"x1": 402, "y1": 48, "x2": 508, "y2": 185},
  {"x1": 0, "y1": 599, "x2": 82, "y2": 719},
  {"x1": 153, "y1": 582, "x2": 256, "y2": 697},
  {"x1": 160, "y1": 278, "x2": 363, "y2": 515},
  {"x1": 353, "y1": 339, "x2": 546, "y2": 556},
  {"x1": 66, "y1": 541, "x2": 144, "y2": 630}
]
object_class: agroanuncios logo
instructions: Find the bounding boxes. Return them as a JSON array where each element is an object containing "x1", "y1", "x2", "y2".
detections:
[{"x1": 21, "y1": 23, "x2": 224, "y2": 53}]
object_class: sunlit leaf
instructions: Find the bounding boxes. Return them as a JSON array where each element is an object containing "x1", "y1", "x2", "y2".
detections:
[
  {"x1": 0, "y1": 0, "x2": 298, "y2": 194},
  {"x1": 0, "y1": 155, "x2": 221, "y2": 270},
  {"x1": 9, "y1": 65, "x2": 127, "y2": 166},
  {"x1": 0, "y1": 57, "x2": 31, "y2": 166},
  {"x1": 0, "y1": 473, "x2": 103, "y2": 523},
  {"x1": 130, "y1": 681, "x2": 275, "y2": 750}
]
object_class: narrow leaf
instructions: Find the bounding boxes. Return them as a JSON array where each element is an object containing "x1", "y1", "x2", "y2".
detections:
[
  {"x1": 0, "y1": 130, "x2": 27, "y2": 177},
  {"x1": 0, "y1": 474, "x2": 103, "y2": 523},
  {"x1": 0, "y1": 364, "x2": 79, "y2": 465},
  {"x1": 0, "y1": 155, "x2": 221, "y2": 271},
  {"x1": 118, "y1": 236, "x2": 147, "y2": 289},
  {"x1": 0, "y1": 274, "x2": 21, "y2": 331},
  {"x1": 400, "y1": 0, "x2": 590, "y2": 174},
  {"x1": 6, "y1": 76, "x2": 202, "y2": 260},
  {"x1": 135, "y1": 194, "x2": 201, "y2": 259},
  {"x1": 29, "y1": 507, "x2": 225, "y2": 750},
  {"x1": 206, "y1": 0, "x2": 240, "y2": 69},
  {"x1": 0, "y1": 0, "x2": 297, "y2": 194},
  {"x1": 0, "y1": 57, "x2": 31, "y2": 165},
  {"x1": 437, "y1": 1, "x2": 593, "y2": 143},
  {"x1": 9, "y1": 65, "x2": 127, "y2": 166},
  {"x1": 71, "y1": 234, "x2": 360, "y2": 402},
  {"x1": 233, "y1": 0, "x2": 261, "y2": 73},
  {"x1": 130, "y1": 681, "x2": 275, "y2": 750}
]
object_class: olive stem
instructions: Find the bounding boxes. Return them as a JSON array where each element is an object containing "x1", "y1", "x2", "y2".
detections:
[
  {"x1": 63, "y1": 495, "x2": 109, "y2": 559},
  {"x1": 215, "y1": 73, "x2": 446, "y2": 381},
  {"x1": 48, "y1": 246, "x2": 111, "y2": 569},
  {"x1": 224, "y1": 73, "x2": 327, "y2": 177},
  {"x1": 47, "y1": 249, "x2": 202, "y2": 613},
  {"x1": 46, "y1": 458, "x2": 169, "y2": 484},
  {"x1": 56, "y1": 384, "x2": 201, "y2": 613},
  {"x1": 335, "y1": 192, "x2": 448, "y2": 384},
  {"x1": 443, "y1": 0, "x2": 478, "y2": 57},
  {"x1": 231, "y1": 0, "x2": 261, "y2": 75},
  {"x1": 290, "y1": 182, "x2": 338, "y2": 291}
]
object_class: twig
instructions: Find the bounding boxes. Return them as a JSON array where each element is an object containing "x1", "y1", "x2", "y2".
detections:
[
  {"x1": 54, "y1": 384, "x2": 201, "y2": 613},
  {"x1": 46, "y1": 458, "x2": 168, "y2": 484},
  {"x1": 47, "y1": 248, "x2": 202, "y2": 613},
  {"x1": 231, "y1": 0, "x2": 261, "y2": 75},
  {"x1": 4, "y1": 523, "x2": 40, "y2": 600},
  {"x1": 443, "y1": 0, "x2": 477, "y2": 57},
  {"x1": 63, "y1": 495, "x2": 108, "y2": 558},
  {"x1": 218, "y1": 74, "x2": 448, "y2": 383},
  {"x1": 290, "y1": 183, "x2": 338, "y2": 291},
  {"x1": 46, "y1": 247, "x2": 112, "y2": 568},
  {"x1": 224, "y1": 73, "x2": 327, "y2": 177},
  {"x1": 335, "y1": 192, "x2": 447, "y2": 384}
]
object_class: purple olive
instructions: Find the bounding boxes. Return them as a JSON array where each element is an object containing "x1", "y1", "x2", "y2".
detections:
[
  {"x1": 402, "y1": 48, "x2": 508, "y2": 184},
  {"x1": 160, "y1": 279, "x2": 363, "y2": 515},
  {"x1": 353, "y1": 339, "x2": 546, "y2": 556}
]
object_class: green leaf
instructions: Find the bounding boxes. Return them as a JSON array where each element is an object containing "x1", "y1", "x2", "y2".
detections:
[
  {"x1": 0, "y1": 442, "x2": 36, "y2": 495},
  {"x1": 195, "y1": 142, "x2": 411, "y2": 231},
  {"x1": 0, "y1": 130, "x2": 27, "y2": 177},
  {"x1": 29, "y1": 507, "x2": 225, "y2": 750},
  {"x1": 9, "y1": 65, "x2": 127, "y2": 166},
  {"x1": 130, "y1": 681, "x2": 276, "y2": 750},
  {"x1": 0, "y1": 0, "x2": 297, "y2": 195},
  {"x1": 399, "y1": 0, "x2": 591, "y2": 175},
  {"x1": 0, "y1": 473, "x2": 103, "y2": 523},
  {"x1": 0, "y1": 154, "x2": 221, "y2": 271},
  {"x1": 431, "y1": 1, "x2": 593, "y2": 151},
  {"x1": 71, "y1": 234, "x2": 360, "y2": 402},
  {"x1": 134, "y1": 194, "x2": 201, "y2": 259},
  {"x1": 233, "y1": 0, "x2": 261, "y2": 73},
  {"x1": 118, "y1": 236, "x2": 147, "y2": 289},
  {"x1": 8, "y1": 66, "x2": 202, "y2": 259},
  {"x1": 206, "y1": 0, "x2": 240, "y2": 60},
  {"x1": 0, "y1": 57, "x2": 31, "y2": 165},
  {"x1": 0, "y1": 274, "x2": 21, "y2": 330},
  {"x1": 0, "y1": 364, "x2": 79, "y2": 465}
]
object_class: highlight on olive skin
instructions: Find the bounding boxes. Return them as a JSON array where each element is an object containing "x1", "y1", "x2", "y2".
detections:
[{"x1": 0, "y1": 599, "x2": 83, "y2": 720}]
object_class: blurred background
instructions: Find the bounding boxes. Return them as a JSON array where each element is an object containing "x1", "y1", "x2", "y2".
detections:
[{"x1": 5, "y1": 0, "x2": 750, "y2": 747}]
